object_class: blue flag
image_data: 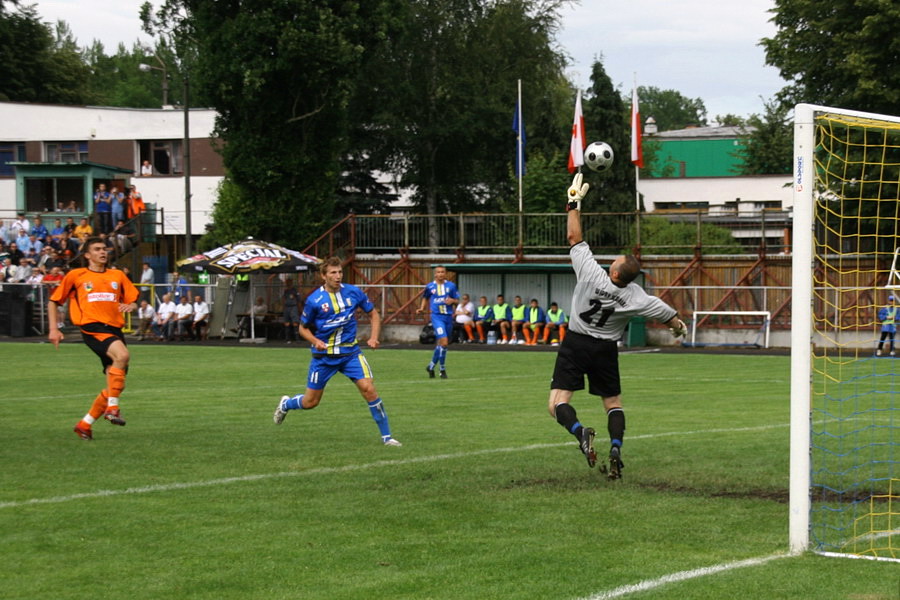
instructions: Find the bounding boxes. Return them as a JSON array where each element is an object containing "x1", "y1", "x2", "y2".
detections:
[{"x1": 512, "y1": 100, "x2": 526, "y2": 178}]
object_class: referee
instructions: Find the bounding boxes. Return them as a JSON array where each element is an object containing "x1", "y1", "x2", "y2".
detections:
[{"x1": 548, "y1": 173, "x2": 687, "y2": 479}]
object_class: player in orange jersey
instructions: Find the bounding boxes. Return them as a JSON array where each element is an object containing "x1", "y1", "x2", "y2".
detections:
[{"x1": 48, "y1": 237, "x2": 139, "y2": 441}]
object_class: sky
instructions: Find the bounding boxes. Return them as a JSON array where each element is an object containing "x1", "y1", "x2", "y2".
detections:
[{"x1": 33, "y1": 0, "x2": 786, "y2": 121}]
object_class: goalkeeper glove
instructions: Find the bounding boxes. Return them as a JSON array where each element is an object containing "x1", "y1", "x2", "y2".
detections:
[
  {"x1": 669, "y1": 317, "x2": 687, "y2": 338},
  {"x1": 566, "y1": 172, "x2": 589, "y2": 211}
]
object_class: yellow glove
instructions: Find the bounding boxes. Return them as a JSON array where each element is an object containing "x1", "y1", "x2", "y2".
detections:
[{"x1": 566, "y1": 172, "x2": 590, "y2": 211}]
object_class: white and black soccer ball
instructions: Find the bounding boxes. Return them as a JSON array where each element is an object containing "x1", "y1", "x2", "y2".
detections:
[{"x1": 584, "y1": 141, "x2": 614, "y2": 173}]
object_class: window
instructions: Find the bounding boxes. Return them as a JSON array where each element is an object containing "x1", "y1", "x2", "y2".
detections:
[
  {"x1": 0, "y1": 142, "x2": 25, "y2": 176},
  {"x1": 139, "y1": 140, "x2": 183, "y2": 175},
  {"x1": 25, "y1": 177, "x2": 84, "y2": 213},
  {"x1": 46, "y1": 142, "x2": 89, "y2": 163}
]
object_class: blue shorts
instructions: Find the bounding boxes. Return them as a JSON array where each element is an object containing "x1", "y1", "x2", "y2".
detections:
[
  {"x1": 431, "y1": 314, "x2": 454, "y2": 341},
  {"x1": 307, "y1": 352, "x2": 373, "y2": 390}
]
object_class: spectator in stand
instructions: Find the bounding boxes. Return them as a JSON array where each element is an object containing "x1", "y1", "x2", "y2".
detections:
[
  {"x1": 1, "y1": 257, "x2": 17, "y2": 283},
  {"x1": 473, "y1": 295, "x2": 494, "y2": 343},
  {"x1": 31, "y1": 216, "x2": 49, "y2": 244},
  {"x1": 127, "y1": 185, "x2": 146, "y2": 219},
  {"x1": 493, "y1": 294, "x2": 512, "y2": 343},
  {"x1": 64, "y1": 216, "x2": 77, "y2": 235},
  {"x1": 6, "y1": 241, "x2": 23, "y2": 265},
  {"x1": 56, "y1": 231, "x2": 79, "y2": 262},
  {"x1": 191, "y1": 294, "x2": 210, "y2": 341},
  {"x1": 13, "y1": 257, "x2": 32, "y2": 282},
  {"x1": 65, "y1": 200, "x2": 78, "y2": 212},
  {"x1": 74, "y1": 217, "x2": 93, "y2": 242},
  {"x1": 27, "y1": 234, "x2": 43, "y2": 260},
  {"x1": 0, "y1": 240, "x2": 8, "y2": 263},
  {"x1": 50, "y1": 218, "x2": 66, "y2": 243},
  {"x1": 173, "y1": 294, "x2": 194, "y2": 340},
  {"x1": 94, "y1": 184, "x2": 112, "y2": 233},
  {"x1": 141, "y1": 160, "x2": 153, "y2": 176},
  {"x1": 10, "y1": 213, "x2": 30, "y2": 241},
  {"x1": 543, "y1": 302, "x2": 568, "y2": 346},
  {"x1": 111, "y1": 219, "x2": 135, "y2": 256},
  {"x1": 139, "y1": 262, "x2": 155, "y2": 303},
  {"x1": 509, "y1": 295, "x2": 527, "y2": 345},
  {"x1": 36, "y1": 246, "x2": 54, "y2": 272},
  {"x1": 155, "y1": 293, "x2": 177, "y2": 341},
  {"x1": 524, "y1": 298, "x2": 547, "y2": 345},
  {"x1": 110, "y1": 186, "x2": 126, "y2": 226},
  {"x1": 454, "y1": 293, "x2": 476, "y2": 343},
  {"x1": 15, "y1": 228, "x2": 31, "y2": 257},
  {"x1": 170, "y1": 270, "x2": 189, "y2": 302},
  {"x1": 136, "y1": 299, "x2": 156, "y2": 341},
  {"x1": 43, "y1": 265, "x2": 64, "y2": 289},
  {"x1": 281, "y1": 278, "x2": 302, "y2": 343},
  {"x1": 0, "y1": 222, "x2": 9, "y2": 244}
]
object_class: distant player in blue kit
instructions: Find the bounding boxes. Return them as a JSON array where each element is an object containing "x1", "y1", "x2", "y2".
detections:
[
  {"x1": 273, "y1": 257, "x2": 401, "y2": 447},
  {"x1": 417, "y1": 265, "x2": 459, "y2": 379}
]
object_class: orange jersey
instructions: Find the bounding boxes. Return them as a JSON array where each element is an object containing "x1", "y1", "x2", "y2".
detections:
[{"x1": 50, "y1": 268, "x2": 139, "y2": 328}]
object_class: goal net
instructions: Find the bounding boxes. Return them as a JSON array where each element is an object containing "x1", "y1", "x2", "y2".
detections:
[
  {"x1": 685, "y1": 310, "x2": 771, "y2": 348},
  {"x1": 791, "y1": 104, "x2": 900, "y2": 561}
]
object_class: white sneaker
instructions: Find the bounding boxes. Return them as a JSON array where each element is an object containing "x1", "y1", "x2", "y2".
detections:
[
  {"x1": 273, "y1": 396, "x2": 289, "y2": 424},
  {"x1": 383, "y1": 437, "x2": 402, "y2": 447},
  {"x1": 551, "y1": 342, "x2": 559, "y2": 347},
  {"x1": 892, "y1": 351, "x2": 896, "y2": 357},
  {"x1": 877, "y1": 349, "x2": 883, "y2": 356},
  {"x1": 499, "y1": 339, "x2": 507, "y2": 344},
  {"x1": 517, "y1": 339, "x2": 525, "y2": 345}
]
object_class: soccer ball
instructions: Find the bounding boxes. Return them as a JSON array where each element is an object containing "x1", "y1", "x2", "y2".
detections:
[{"x1": 584, "y1": 141, "x2": 614, "y2": 173}]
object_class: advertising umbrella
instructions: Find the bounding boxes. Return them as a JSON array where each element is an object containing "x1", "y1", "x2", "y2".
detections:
[{"x1": 176, "y1": 238, "x2": 320, "y2": 340}]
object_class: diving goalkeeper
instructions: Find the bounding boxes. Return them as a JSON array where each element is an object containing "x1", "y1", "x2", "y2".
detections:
[{"x1": 547, "y1": 173, "x2": 687, "y2": 480}]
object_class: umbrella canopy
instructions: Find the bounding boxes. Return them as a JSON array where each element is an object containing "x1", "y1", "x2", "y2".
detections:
[{"x1": 176, "y1": 237, "x2": 320, "y2": 274}]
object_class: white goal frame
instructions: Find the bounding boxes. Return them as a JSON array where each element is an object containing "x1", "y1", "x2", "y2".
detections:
[
  {"x1": 790, "y1": 103, "x2": 900, "y2": 557},
  {"x1": 688, "y1": 310, "x2": 771, "y2": 349}
]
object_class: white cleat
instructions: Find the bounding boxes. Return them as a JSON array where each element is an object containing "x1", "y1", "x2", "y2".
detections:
[
  {"x1": 273, "y1": 396, "x2": 289, "y2": 425},
  {"x1": 383, "y1": 437, "x2": 403, "y2": 447}
]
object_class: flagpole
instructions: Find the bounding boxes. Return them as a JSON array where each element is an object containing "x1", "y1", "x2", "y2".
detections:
[
  {"x1": 632, "y1": 74, "x2": 641, "y2": 212},
  {"x1": 517, "y1": 79, "x2": 523, "y2": 213}
]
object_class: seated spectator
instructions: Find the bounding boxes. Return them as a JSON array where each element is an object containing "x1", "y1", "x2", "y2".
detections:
[
  {"x1": 191, "y1": 294, "x2": 210, "y2": 341},
  {"x1": 509, "y1": 295, "x2": 527, "y2": 345},
  {"x1": 15, "y1": 229, "x2": 31, "y2": 257},
  {"x1": 473, "y1": 295, "x2": 494, "y2": 343},
  {"x1": 524, "y1": 298, "x2": 546, "y2": 345},
  {"x1": 1, "y1": 257, "x2": 17, "y2": 284},
  {"x1": 50, "y1": 218, "x2": 65, "y2": 243},
  {"x1": 27, "y1": 234, "x2": 43, "y2": 259},
  {"x1": 237, "y1": 296, "x2": 268, "y2": 339},
  {"x1": 73, "y1": 217, "x2": 93, "y2": 242},
  {"x1": 63, "y1": 216, "x2": 77, "y2": 235},
  {"x1": 453, "y1": 293, "x2": 475, "y2": 343},
  {"x1": 111, "y1": 219, "x2": 136, "y2": 255},
  {"x1": 136, "y1": 299, "x2": 156, "y2": 341},
  {"x1": 6, "y1": 242, "x2": 23, "y2": 266},
  {"x1": 43, "y1": 266, "x2": 64, "y2": 289},
  {"x1": 155, "y1": 293, "x2": 177, "y2": 341},
  {"x1": 65, "y1": 200, "x2": 78, "y2": 212},
  {"x1": 173, "y1": 294, "x2": 194, "y2": 340},
  {"x1": 30, "y1": 217, "x2": 49, "y2": 244},
  {"x1": 141, "y1": 160, "x2": 153, "y2": 176},
  {"x1": 10, "y1": 213, "x2": 30, "y2": 240},
  {"x1": 543, "y1": 302, "x2": 568, "y2": 346},
  {"x1": 0, "y1": 240, "x2": 7, "y2": 264},
  {"x1": 12, "y1": 257, "x2": 32, "y2": 282}
]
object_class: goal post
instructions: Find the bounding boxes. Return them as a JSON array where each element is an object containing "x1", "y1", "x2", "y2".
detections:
[
  {"x1": 791, "y1": 103, "x2": 900, "y2": 561},
  {"x1": 686, "y1": 310, "x2": 771, "y2": 348}
]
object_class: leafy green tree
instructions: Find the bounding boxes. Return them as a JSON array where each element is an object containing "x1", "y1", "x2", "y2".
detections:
[
  {"x1": 0, "y1": 4, "x2": 95, "y2": 103},
  {"x1": 733, "y1": 100, "x2": 792, "y2": 175},
  {"x1": 633, "y1": 86, "x2": 707, "y2": 132},
  {"x1": 762, "y1": 0, "x2": 900, "y2": 114},
  {"x1": 635, "y1": 216, "x2": 743, "y2": 255}
]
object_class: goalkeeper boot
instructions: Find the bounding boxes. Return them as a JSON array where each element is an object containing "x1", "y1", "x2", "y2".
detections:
[
  {"x1": 579, "y1": 427, "x2": 597, "y2": 468},
  {"x1": 273, "y1": 396, "x2": 289, "y2": 425},
  {"x1": 103, "y1": 407, "x2": 126, "y2": 426},
  {"x1": 607, "y1": 446, "x2": 624, "y2": 481}
]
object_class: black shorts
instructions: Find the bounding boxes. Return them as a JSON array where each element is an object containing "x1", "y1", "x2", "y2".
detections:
[
  {"x1": 550, "y1": 330, "x2": 621, "y2": 397},
  {"x1": 283, "y1": 306, "x2": 300, "y2": 324},
  {"x1": 80, "y1": 322, "x2": 126, "y2": 372}
]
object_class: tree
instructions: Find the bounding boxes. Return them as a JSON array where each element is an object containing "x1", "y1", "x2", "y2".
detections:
[
  {"x1": 733, "y1": 100, "x2": 792, "y2": 175},
  {"x1": 635, "y1": 216, "x2": 743, "y2": 255},
  {"x1": 762, "y1": 0, "x2": 900, "y2": 114},
  {"x1": 0, "y1": 5, "x2": 95, "y2": 104},
  {"x1": 633, "y1": 86, "x2": 707, "y2": 132}
]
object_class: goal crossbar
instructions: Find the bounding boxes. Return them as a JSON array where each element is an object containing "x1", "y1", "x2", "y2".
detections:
[{"x1": 686, "y1": 310, "x2": 771, "y2": 349}]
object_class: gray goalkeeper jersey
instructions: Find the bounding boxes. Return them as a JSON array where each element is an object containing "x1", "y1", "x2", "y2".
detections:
[{"x1": 568, "y1": 241, "x2": 677, "y2": 340}]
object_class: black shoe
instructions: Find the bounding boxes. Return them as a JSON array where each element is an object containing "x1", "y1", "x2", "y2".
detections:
[
  {"x1": 440, "y1": 369, "x2": 448, "y2": 379},
  {"x1": 607, "y1": 446, "x2": 624, "y2": 480},
  {"x1": 426, "y1": 366, "x2": 435, "y2": 379},
  {"x1": 579, "y1": 427, "x2": 596, "y2": 468}
]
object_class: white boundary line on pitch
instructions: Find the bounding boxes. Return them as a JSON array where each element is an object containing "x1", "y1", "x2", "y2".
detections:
[
  {"x1": 0, "y1": 423, "x2": 790, "y2": 510},
  {"x1": 576, "y1": 553, "x2": 791, "y2": 600}
]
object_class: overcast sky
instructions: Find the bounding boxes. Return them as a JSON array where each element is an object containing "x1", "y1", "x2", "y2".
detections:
[{"x1": 34, "y1": 0, "x2": 786, "y2": 120}]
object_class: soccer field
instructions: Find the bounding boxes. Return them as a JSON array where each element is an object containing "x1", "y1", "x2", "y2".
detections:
[{"x1": 1, "y1": 342, "x2": 897, "y2": 599}]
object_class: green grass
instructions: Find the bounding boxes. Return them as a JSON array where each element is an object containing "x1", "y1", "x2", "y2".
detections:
[{"x1": 1, "y1": 343, "x2": 898, "y2": 599}]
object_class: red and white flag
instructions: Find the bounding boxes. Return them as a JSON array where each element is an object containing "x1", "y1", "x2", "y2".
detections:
[
  {"x1": 630, "y1": 85, "x2": 644, "y2": 168},
  {"x1": 567, "y1": 91, "x2": 586, "y2": 173}
]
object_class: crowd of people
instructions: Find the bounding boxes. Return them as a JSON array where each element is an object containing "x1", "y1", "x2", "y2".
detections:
[{"x1": 451, "y1": 292, "x2": 569, "y2": 347}]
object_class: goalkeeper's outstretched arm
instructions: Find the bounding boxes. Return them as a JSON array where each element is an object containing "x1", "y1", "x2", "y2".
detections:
[{"x1": 566, "y1": 173, "x2": 589, "y2": 247}]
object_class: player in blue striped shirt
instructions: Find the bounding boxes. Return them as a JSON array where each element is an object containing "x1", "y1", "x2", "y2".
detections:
[
  {"x1": 273, "y1": 257, "x2": 401, "y2": 446},
  {"x1": 417, "y1": 265, "x2": 459, "y2": 379}
]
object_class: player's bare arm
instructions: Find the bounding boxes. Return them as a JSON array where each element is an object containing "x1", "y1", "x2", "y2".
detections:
[
  {"x1": 298, "y1": 323, "x2": 327, "y2": 351},
  {"x1": 119, "y1": 302, "x2": 137, "y2": 313},
  {"x1": 367, "y1": 308, "x2": 382, "y2": 349},
  {"x1": 47, "y1": 299, "x2": 63, "y2": 348}
]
